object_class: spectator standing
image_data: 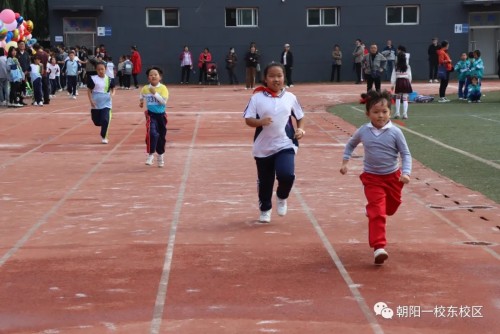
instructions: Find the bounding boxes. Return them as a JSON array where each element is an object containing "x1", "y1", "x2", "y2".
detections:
[
  {"x1": 382, "y1": 40, "x2": 396, "y2": 81},
  {"x1": 30, "y1": 56, "x2": 43, "y2": 106},
  {"x1": 331, "y1": 44, "x2": 342, "y2": 82},
  {"x1": 225, "y1": 47, "x2": 239, "y2": 85},
  {"x1": 391, "y1": 53, "x2": 413, "y2": 119},
  {"x1": 437, "y1": 40, "x2": 452, "y2": 103},
  {"x1": 245, "y1": 46, "x2": 259, "y2": 90},
  {"x1": 130, "y1": 45, "x2": 142, "y2": 89},
  {"x1": 117, "y1": 55, "x2": 125, "y2": 89},
  {"x1": 0, "y1": 47, "x2": 9, "y2": 106},
  {"x1": 16, "y1": 41, "x2": 31, "y2": 98},
  {"x1": 280, "y1": 43, "x2": 294, "y2": 87},
  {"x1": 353, "y1": 39, "x2": 364, "y2": 84},
  {"x1": 122, "y1": 55, "x2": 133, "y2": 90},
  {"x1": 469, "y1": 49, "x2": 484, "y2": 85},
  {"x1": 197, "y1": 48, "x2": 212, "y2": 84},
  {"x1": 454, "y1": 52, "x2": 470, "y2": 100},
  {"x1": 363, "y1": 44, "x2": 387, "y2": 92},
  {"x1": 428, "y1": 37, "x2": 439, "y2": 83},
  {"x1": 33, "y1": 44, "x2": 51, "y2": 105},
  {"x1": 179, "y1": 46, "x2": 193, "y2": 84},
  {"x1": 7, "y1": 46, "x2": 24, "y2": 107}
]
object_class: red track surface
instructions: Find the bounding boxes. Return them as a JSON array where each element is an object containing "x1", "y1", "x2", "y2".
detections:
[{"x1": 0, "y1": 81, "x2": 499, "y2": 334}]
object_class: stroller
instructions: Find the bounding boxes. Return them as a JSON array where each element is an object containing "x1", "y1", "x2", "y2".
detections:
[{"x1": 205, "y1": 62, "x2": 220, "y2": 85}]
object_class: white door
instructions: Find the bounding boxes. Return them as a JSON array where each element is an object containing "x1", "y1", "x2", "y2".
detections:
[{"x1": 469, "y1": 27, "x2": 497, "y2": 76}]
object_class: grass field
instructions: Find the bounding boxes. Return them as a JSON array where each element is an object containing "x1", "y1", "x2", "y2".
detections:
[{"x1": 328, "y1": 91, "x2": 500, "y2": 203}]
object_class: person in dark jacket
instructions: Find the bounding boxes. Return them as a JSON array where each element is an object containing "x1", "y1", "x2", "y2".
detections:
[
  {"x1": 428, "y1": 37, "x2": 439, "y2": 83},
  {"x1": 280, "y1": 43, "x2": 294, "y2": 87}
]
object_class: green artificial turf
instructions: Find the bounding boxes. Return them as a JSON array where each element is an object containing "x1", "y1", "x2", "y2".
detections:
[{"x1": 328, "y1": 92, "x2": 500, "y2": 203}]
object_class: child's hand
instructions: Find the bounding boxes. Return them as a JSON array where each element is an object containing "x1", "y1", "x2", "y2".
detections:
[
  {"x1": 400, "y1": 174, "x2": 411, "y2": 184},
  {"x1": 139, "y1": 100, "x2": 144, "y2": 108},
  {"x1": 149, "y1": 86, "x2": 156, "y2": 94},
  {"x1": 260, "y1": 117, "x2": 273, "y2": 126},
  {"x1": 340, "y1": 160, "x2": 349, "y2": 175},
  {"x1": 294, "y1": 128, "x2": 305, "y2": 139},
  {"x1": 90, "y1": 100, "x2": 96, "y2": 109}
]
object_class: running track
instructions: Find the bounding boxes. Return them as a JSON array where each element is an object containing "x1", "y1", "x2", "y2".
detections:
[{"x1": 0, "y1": 81, "x2": 499, "y2": 333}]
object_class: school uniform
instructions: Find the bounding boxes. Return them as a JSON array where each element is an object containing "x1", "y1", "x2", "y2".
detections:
[
  {"x1": 343, "y1": 121, "x2": 412, "y2": 250},
  {"x1": 141, "y1": 83, "x2": 169, "y2": 155},
  {"x1": 87, "y1": 74, "x2": 115, "y2": 141},
  {"x1": 244, "y1": 88, "x2": 304, "y2": 212}
]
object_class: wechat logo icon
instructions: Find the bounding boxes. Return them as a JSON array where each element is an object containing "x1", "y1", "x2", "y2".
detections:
[{"x1": 374, "y1": 301, "x2": 394, "y2": 319}]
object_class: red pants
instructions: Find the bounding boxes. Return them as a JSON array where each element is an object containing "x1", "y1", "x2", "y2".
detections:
[{"x1": 360, "y1": 170, "x2": 404, "y2": 250}]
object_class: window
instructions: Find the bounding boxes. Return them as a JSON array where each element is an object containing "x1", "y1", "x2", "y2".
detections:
[
  {"x1": 307, "y1": 8, "x2": 339, "y2": 26},
  {"x1": 386, "y1": 6, "x2": 419, "y2": 25},
  {"x1": 146, "y1": 8, "x2": 179, "y2": 27},
  {"x1": 225, "y1": 8, "x2": 258, "y2": 27}
]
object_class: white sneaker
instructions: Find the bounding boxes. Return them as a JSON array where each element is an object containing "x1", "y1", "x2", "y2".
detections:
[
  {"x1": 39, "y1": 102, "x2": 44, "y2": 107},
  {"x1": 374, "y1": 248, "x2": 389, "y2": 265},
  {"x1": 71, "y1": 95, "x2": 76, "y2": 99},
  {"x1": 402, "y1": 114, "x2": 408, "y2": 119},
  {"x1": 32, "y1": 101, "x2": 38, "y2": 106},
  {"x1": 101, "y1": 138, "x2": 108, "y2": 144},
  {"x1": 429, "y1": 79, "x2": 432, "y2": 83},
  {"x1": 433, "y1": 79, "x2": 439, "y2": 83},
  {"x1": 158, "y1": 154, "x2": 164, "y2": 168},
  {"x1": 289, "y1": 84, "x2": 294, "y2": 88},
  {"x1": 259, "y1": 209, "x2": 272, "y2": 223},
  {"x1": 277, "y1": 197, "x2": 287, "y2": 216},
  {"x1": 438, "y1": 97, "x2": 447, "y2": 103},
  {"x1": 145, "y1": 154, "x2": 154, "y2": 165}
]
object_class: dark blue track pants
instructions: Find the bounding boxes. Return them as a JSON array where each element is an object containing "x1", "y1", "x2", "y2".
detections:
[{"x1": 255, "y1": 148, "x2": 296, "y2": 211}]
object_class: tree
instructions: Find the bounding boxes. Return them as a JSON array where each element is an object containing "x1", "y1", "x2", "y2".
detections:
[{"x1": 0, "y1": 0, "x2": 49, "y2": 40}]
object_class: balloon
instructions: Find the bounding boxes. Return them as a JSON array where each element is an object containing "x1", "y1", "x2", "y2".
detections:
[
  {"x1": 6, "y1": 41, "x2": 18, "y2": 50},
  {"x1": 16, "y1": 16, "x2": 23, "y2": 26},
  {"x1": 5, "y1": 31, "x2": 12, "y2": 42},
  {"x1": 25, "y1": 20, "x2": 33, "y2": 33},
  {"x1": 0, "y1": 9, "x2": 15, "y2": 24},
  {"x1": 5, "y1": 20, "x2": 17, "y2": 31},
  {"x1": 12, "y1": 29, "x2": 19, "y2": 41},
  {"x1": 26, "y1": 37, "x2": 36, "y2": 47}
]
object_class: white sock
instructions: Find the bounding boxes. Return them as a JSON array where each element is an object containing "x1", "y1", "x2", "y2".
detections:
[
  {"x1": 403, "y1": 100, "x2": 408, "y2": 116},
  {"x1": 395, "y1": 99, "x2": 401, "y2": 116}
]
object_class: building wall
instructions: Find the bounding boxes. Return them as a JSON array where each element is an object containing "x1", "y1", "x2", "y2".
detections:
[{"x1": 48, "y1": 0, "x2": 496, "y2": 84}]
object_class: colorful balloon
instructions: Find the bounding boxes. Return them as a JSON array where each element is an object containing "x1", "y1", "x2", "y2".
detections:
[
  {"x1": 5, "y1": 20, "x2": 17, "y2": 31},
  {"x1": 25, "y1": 20, "x2": 33, "y2": 33},
  {"x1": 0, "y1": 9, "x2": 15, "y2": 24},
  {"x1": 5, "y1": 41, "x2": 18, "y2": 50}
]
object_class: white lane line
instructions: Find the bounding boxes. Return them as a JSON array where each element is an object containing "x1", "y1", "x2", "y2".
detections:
[
  {"x1": 351, "y1": 106, "x2": 500, "y2": 170},
  {"x1": 0, "y1": 115, "x2": 145, "y2": 267},
  {"x1": 0, "y1": 117, "x2": 89, "y2": 170},
  {"x1": 293, "y1": 188, "x2": 384, "y2": 334},
  {"x1": 470, "y1": 114, "x2": 500, "y2": 123},
  {"x1": 150, "y1": 114, "x2": 201, "y2": 334}
]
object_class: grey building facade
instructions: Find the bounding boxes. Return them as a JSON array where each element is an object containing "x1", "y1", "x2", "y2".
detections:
[{"x1": 48, "y1": 0, "x2": 500, "y2": 83}]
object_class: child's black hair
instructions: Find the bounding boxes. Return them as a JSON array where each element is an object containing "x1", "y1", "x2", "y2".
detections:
[
  {"x1": 468, "y1": 51, "x2": 474, "y2": 58},
  {"x1": 473, "y1": 49, "x2": 481, "y2": 57},
  {"x1": 395, "y1": 53, "x2": 408, "y2": 72},
  {"x1": 146, "y1": 66, "x2": 163, "y2": 76},
  {"x1": 360, "y1": 90, "x2": 392, "y2": 112}
]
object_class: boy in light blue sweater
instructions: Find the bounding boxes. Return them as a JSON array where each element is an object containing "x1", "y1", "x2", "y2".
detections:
[{"x1": 340, "y1": 90, "x2": 412, "y2": 265}]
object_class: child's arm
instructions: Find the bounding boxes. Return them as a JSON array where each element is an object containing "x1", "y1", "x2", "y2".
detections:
[
  {"x1": 396, "y1": 130, "x2": 412, "y2": 184},
  {"x1": 87, "y1": 88, "x2": 95, "y2": 108},
  {"x1": 245, "y1": 117, "x2": 272, "y2": 127},
  {"x1": 339, "y1": 128, "x2": 362, "y2": 175},
  {"x1": 294, "y1": 118, "x2": 305, "y2": 140}
]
